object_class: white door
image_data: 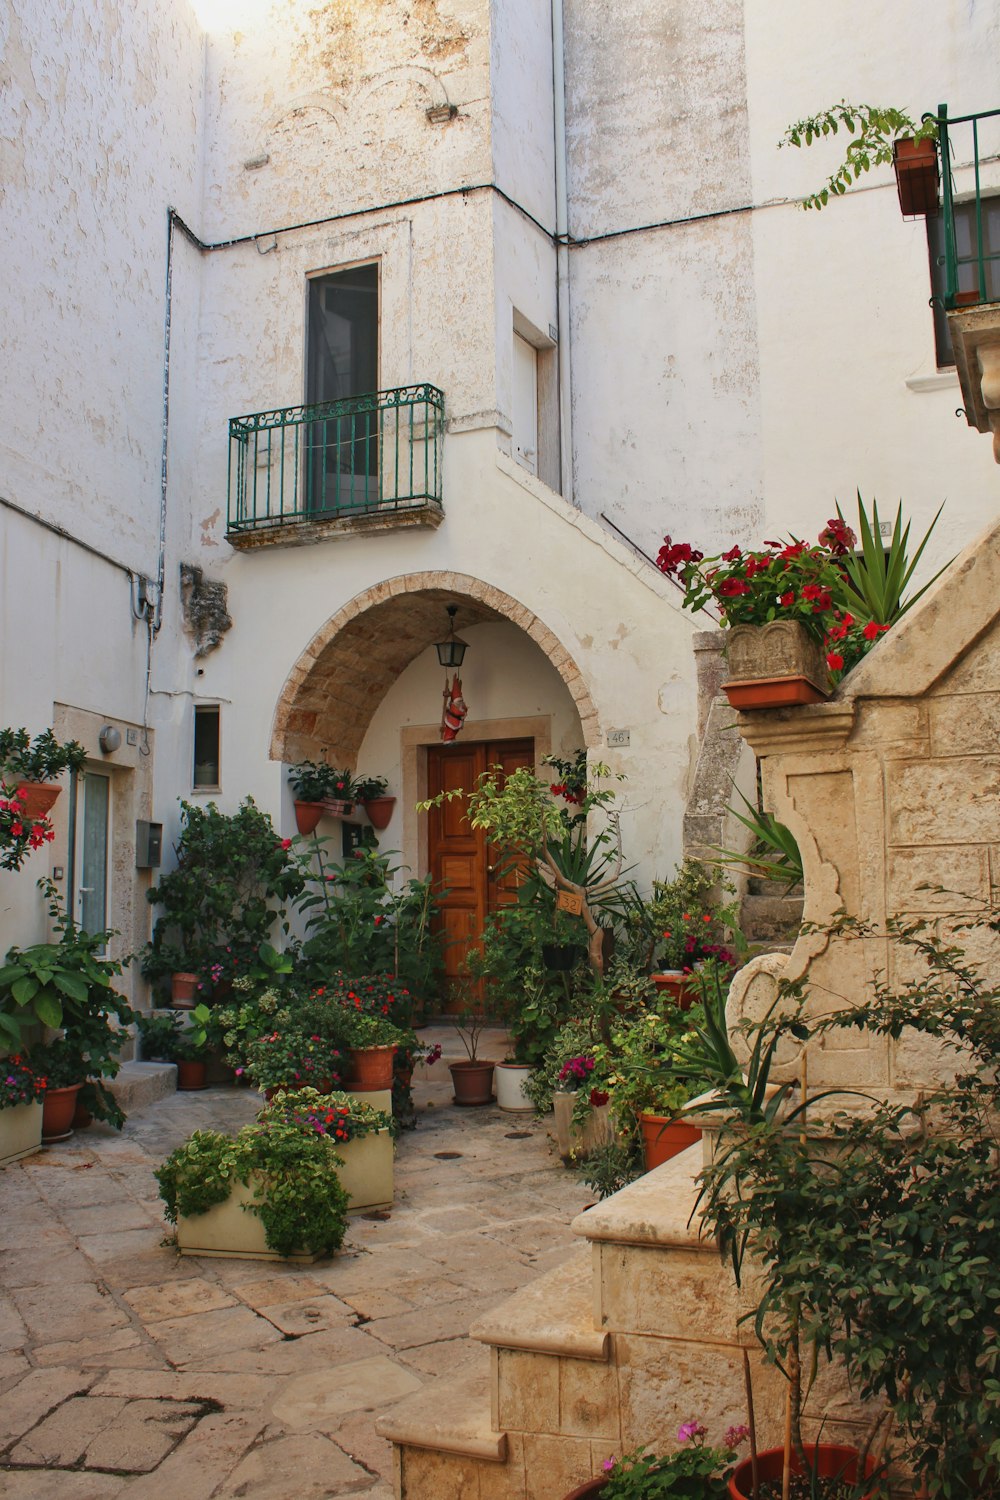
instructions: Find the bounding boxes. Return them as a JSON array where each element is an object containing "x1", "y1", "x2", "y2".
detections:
[
  {"x1": 512, "y1": 333, "x2": 538, "y2": 475},
  {"x1": 75, "y1": 770, "x2": 111, "y2": 943}
]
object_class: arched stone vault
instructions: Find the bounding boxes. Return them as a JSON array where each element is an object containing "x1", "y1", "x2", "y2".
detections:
[{"x1": 270, "y1": 571, "x2": 601, "y2": 767}]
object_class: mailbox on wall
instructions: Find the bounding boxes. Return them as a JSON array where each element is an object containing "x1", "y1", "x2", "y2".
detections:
[{"x1": 135, "y1": 820, "x2": 163, "y2": 869}]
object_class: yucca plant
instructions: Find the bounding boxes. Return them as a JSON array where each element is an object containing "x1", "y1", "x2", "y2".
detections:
[
  {"x1": 707, "y1": 787, "x2": 804, "y2": 894},
  {"x1": 832, "y1": 492, "x2": 949, "y2": 626}
]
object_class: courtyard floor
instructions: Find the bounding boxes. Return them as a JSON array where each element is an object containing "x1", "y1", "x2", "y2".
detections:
[{"x1": 0, "y1": 1051, "x2": 592, "y2": 1498}]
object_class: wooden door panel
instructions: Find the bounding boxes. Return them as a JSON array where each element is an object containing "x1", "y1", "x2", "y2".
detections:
[{"x1": 427, "y1": 737, "x2": 534, "y2": 1012}]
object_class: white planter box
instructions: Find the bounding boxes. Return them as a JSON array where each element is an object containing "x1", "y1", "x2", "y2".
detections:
[
  {"x1": 495, "y1": 1062, "x2": 534, "y2": 1112},
  {"x1": 0, "y1": 1101, "x2": 43, "y2": 1167},
  {"x1": 176, "y1": 1129, "x2": 394, "y2": 1261}
]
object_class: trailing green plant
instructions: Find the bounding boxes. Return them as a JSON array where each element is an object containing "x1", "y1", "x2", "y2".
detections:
[
  {"x1": 206, "y1": 979, "x2": 293, "y2": 1070},
  {"x1": 590, "y1": 999, "x2": 710, "y2": 1138},
  {"x1": 137, "y1": 1004, "x2": 212, "y2": 1064},
  {"x1": 344, "y1": 1011, "x2": 406, "y2": 1049},
  {"x1": 0, "y1": 727, "x2": 87, "y2": 782},
  {"x1": 779, "y1": 101, "x2": 937, "y2": 211},
  {"x1": 155, "y1": 1087, "x2": 387, "y2": 1257},
  {"x1": 143, "y1": 799, "x2": 302, "y2": 990}
]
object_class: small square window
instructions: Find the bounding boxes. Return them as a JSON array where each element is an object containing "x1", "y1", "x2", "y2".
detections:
[{"x1": 193, "y1": 706, "x2": 220, "y2": 790}]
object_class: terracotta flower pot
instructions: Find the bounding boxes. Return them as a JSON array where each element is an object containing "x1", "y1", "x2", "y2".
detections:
[
  {"x1": 893, "y1": 135, "x2": 939, "y2": 219},
  {"x1": 294, "y1": 800, "x2": 325, "y2": 835},
  {"x1": 729, "y1": 1443, "x2": 876, "y2": 1500},
  {"x1": 171, "y1": 972, "x2": 199, "y2": 1007},
  {"x1": 346, "y1": 1046, "x2": 396, "y2": 1091},
  {"x1": 363, "y1": 796, "x2": 396, "y2": 830},
  {"x1": 13, "y1": 782, "x2": 61, "y2": 819},
  {"x1": 650, "y1": 972, "x2": 696, "y2": 1009},
  {"x1": 449, "y1": 1059, "x2": 495, "y2": 1106},
  {"x1": 41, "y1": 1083, "x2": 82, "y2": 1143},
  {"x1": 176, "y1": 1060, "x2": 208, "y2": 1091},
  {"x1": 562, "y1": 1478, "x2": 607, "y2": 1499},
  {"x1": 638, "y1": 1112, "x2": 701, "y2": 1171}
]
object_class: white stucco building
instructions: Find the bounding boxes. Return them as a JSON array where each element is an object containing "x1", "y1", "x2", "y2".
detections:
[{"x1": 2, "y1": 0, "x2": 998, "y2": 1001}]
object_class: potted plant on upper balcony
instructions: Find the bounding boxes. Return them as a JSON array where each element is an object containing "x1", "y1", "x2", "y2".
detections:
[
  {"x1": 0, "y1": 727, "x2": 87, "y2": 822},
  {"x1": 657, "y1": 495, "x2": 949, "y2": 708},
  {"x1": 778, "y1": 100, "x2": 938, "y2": 218}
]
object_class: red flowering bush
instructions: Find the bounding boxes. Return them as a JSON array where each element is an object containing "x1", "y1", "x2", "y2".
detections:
[
  {"x1": 657, "y1": 518, "x2": 888, "y2": 679},
  {"x1": 0, "y1": 1053, "x2": 47, "y2": 1109},
  {"x1": 0, "y1": 785, "x2": 56, "y2": 873}
]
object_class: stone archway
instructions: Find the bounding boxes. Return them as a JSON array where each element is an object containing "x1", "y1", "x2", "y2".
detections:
[{"x1": 270, "y1": 570, "x2": 601, "y2": 767}]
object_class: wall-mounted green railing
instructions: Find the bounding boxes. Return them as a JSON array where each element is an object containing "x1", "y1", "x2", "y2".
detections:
[
  {"x1": 227, "y1": 383, "x2": 445, "y2": 537},
  {"x1": 934, "y1": 103, "x2": 1000, "y2": 309}
]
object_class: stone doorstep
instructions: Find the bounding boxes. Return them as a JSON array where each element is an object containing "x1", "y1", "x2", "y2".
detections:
[
  {"x1": 106, "y1": 1062, "x2": 177, "y2": 1112},
  {"x1": 469, "y1": 1250, "x2": 609, "y2": 1362},
  {"x1": 374, "y1": 1371, "x2": 507, "y2": 1462},
  {"x1": 572, "y1": 1142, "x2": 711, "y2": 1251}
]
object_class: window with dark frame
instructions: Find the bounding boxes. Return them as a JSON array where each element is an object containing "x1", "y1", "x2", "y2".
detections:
[
  {"x1": 927, "y1": 196, "x2": 1000, "y2": 367},
  {"x1": 193, "y1": 705, "x2": 221, "y2": 790},
  {"x1": 305, "y1": 263, "x2": 379, "y2": 513}
]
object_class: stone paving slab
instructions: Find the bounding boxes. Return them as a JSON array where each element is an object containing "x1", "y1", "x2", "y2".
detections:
[{"x1": 0, "y1": 1071, "x2": 592, "y2": 1495}]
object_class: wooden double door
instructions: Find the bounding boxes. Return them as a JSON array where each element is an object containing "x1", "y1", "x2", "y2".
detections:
[{"x1": 427, "y1": 738, "x2": 534, "y2": 1011}]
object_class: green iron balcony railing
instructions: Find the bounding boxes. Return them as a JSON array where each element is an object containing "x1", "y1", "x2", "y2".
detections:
[
  {"x1": 227, "y1": 383, "x2": 445, "y2": 539},
  {"x1": 933, "y1": 104, "x2": 1000, "y2": 310}
]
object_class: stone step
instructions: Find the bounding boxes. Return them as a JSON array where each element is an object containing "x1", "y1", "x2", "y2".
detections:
[
  {"x1": 470, "y1": 1250, "x2": 607, "y2": 1361},
  {"x1": 740, "y1": 892, "x2": 804, "y2": 943},
  {"x1": 375, "y1": 1371, "x2": 506, "y2": 1463},
  {"x1": 106, "y1": 1062, "x2": 177, "y2": 1113}
]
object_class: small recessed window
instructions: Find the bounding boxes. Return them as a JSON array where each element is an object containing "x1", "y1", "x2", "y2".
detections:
[{"x1": 193, "y1": 706, "x2": 221, "y2": 789}]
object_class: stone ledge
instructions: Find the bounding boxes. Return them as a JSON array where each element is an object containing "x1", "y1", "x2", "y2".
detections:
[
  {"x1": 572, "y1": 1145, "x2": 710, "y2": 1251},
  {"x1": 106, "y1": 1062, "x2": 177, "y2": 1112},
  {"x1": 374, "y1": 1373, "x2": 507, "y2": 1461},
  {"x1": 470, "y1": 1251, "x2": 609, "y2": 1362}
]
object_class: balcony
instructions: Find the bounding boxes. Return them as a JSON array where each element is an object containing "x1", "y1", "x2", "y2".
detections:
[
  {"x1": 933, "y1": 105, "x2": 1000, "y2": 461},
  {"x1": 226, "y1": 384, "x2": 445, "y2": 548}
]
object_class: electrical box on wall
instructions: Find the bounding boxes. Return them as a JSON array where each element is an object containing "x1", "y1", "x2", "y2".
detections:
[{"x1": 135, "y1": 821, "x2": 163, "y2": 868}]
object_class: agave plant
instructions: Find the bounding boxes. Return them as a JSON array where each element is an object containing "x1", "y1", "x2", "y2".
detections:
[
  {"x1": 831, "y1": 491, "x2": 949, "y2": 627},
  {"x1": 708, "y1": 787, "x2": 804, "y2": 894}
]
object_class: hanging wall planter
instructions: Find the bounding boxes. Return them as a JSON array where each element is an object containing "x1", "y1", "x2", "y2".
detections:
[
  {"x1": 722, "y1": 621, "x2": 831, "y2": 709},
  {"x1": 293, "y1": 800, "x2": 325, "y2": 836},
  {"x1": 14, "y1": 783, "x2": 61, "y2": 820},
  {"x1": 322, "y1": 798, "x2": 355, "y2": 819},
  {"x1": 893, "y1": 136, "x2": 939, "y2": 219},
  {"x1": 363, "y1": 796, "x2": 396, "y2": 831}
]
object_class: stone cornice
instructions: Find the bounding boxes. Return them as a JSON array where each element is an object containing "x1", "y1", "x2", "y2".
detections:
[{"x1": 733, "y1": 700, "x2": 856, "y2": 757}]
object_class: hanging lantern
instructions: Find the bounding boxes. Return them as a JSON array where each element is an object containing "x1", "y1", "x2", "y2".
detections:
[{"x1": 434, "y1": 605, "x2": 468, "y2": 668}]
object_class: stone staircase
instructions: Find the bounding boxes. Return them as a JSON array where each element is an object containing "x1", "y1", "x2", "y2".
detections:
[
  {"x1": 376, "y1": 1145, "x2": 790, "y2": 1500},
  {"x1": 740, "y1": 876, "x2": 804, "y2": 950}
]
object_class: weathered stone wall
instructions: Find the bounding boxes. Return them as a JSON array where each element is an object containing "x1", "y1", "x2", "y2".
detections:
[{"x1": 732, "y1": 515, "x2": 1000, "y2": 1091}]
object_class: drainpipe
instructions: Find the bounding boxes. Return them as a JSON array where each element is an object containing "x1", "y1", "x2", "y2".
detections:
[{"x1": 550, "y1": 0, "x2": 574, "y2": 505}]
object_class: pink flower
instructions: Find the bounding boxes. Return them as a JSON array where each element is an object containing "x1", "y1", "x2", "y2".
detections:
[
  {"x1": 280, "y1": 838, "x2": 292, "y2": 849},
  {"x1": 602, "y1": 1457, "x2": 616, "y2": 1472},
  {"x1": 724, "y1": 1424, "x2": 751, "y2": 1449},
  {"x1": 677, "y1": 1420, "x2": 707, "y2": 1444}
]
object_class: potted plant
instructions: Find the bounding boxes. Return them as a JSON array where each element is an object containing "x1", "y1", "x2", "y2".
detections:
[
  {"x1": 142, "y1": 799, "x2": 302, "y2": 1002},
  {"x1": 27, "y1": 1037, "x2": 85, "y2": 1141},
  {"x1": 156, "y1": 1085, "x2": 391, "y2": 1258},
  {"x1": 287, "y1": 762, "x2": 356, "y2": 833},
  {"x1": 0, "y1": 1053, "x2": 47, "y2": 1165},
  {"x1": 778, "y1": 100, "x2": 938, "y2": 218},
  {"x1": 0, "y1": 727, "x2": 87, "y2": 820},
  {"x1": 243, "y1": 1027, "x2": 345, "y2": 1098},
  {"x1": 564, "y1": 1423, "x2": 749, "y2": 1499},
  {"x1": 657, "y1": 496, "x2": 948, "y2": 709},
  {"x1": 591, "y1": 1002, "x2": 709, "y2": 1171},
  {"x1": 625, "y1": 860, "x2": 740, "y2": 1004},
  {"x1": 448, "y1": 1010, "x2": 496, "y2": 1106},
  {"x1": 0, "y1": 786, "x2": 57, "y2": 875},
  {"x1": 354, "y1": 774, "x2": 395, "y2": 831},
  {"x1": 342, "y1": 1011, "x2": 405, "y2": 1092},
  {"x1": 137, "y1": 1005, "x2": 213, "y2": 1090}
]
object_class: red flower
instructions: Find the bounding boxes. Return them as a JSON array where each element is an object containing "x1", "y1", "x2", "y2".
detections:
[
  {"x1": 721, "y1": 545, "x2": 742, "y2": 562},
  {"x1": 780, "y1": 542, "x2": 806, "y2": 559},
  {"x1": 655, "y1": 537, "x2": 704, "y2": 576},
  {"x1": 826, "y1": 652, "x2": 844, "y2": 671},
  {"x1": 863, "y1": 621, "x2": 889, "y2": 641},
  {"x1": 589, "y1": 1089, "x2": 610, "y2": 1108},
  {"x1": 280, "y1": 838, "x2": 292, "y2": 849},
  {"x1": 779, "y1": 591, "x2": 795, "y2": 607},
  {"x1": 718, "y1": 578, "x2": 750, "y2": 597},
  {"x1": 818, "y1": 518, "x2": 856, "y2": 555}
]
